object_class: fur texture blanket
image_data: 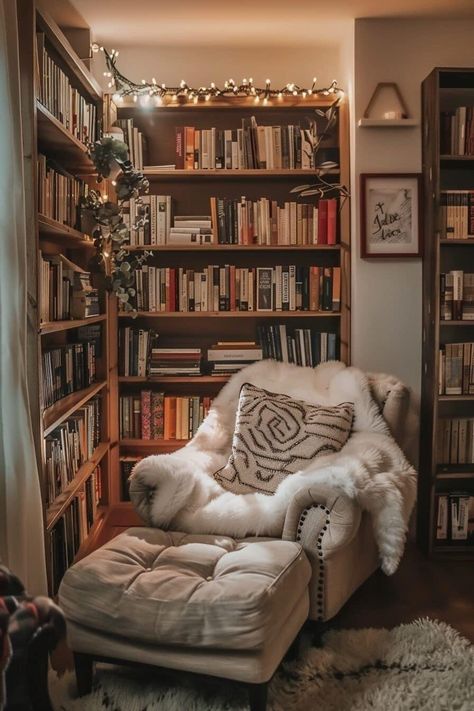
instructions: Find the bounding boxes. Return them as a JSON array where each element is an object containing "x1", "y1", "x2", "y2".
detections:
[{"x1": 131, "y1": 361, "x2": 417, "y2": 575}]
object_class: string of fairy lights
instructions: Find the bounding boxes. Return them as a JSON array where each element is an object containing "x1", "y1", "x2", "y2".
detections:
[{"x1": 92, "y1": 45, "x2": 343, "y2": 105}]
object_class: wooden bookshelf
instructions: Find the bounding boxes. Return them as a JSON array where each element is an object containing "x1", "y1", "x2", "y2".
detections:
[
  {"x1": 43, "y1": 380, "x2": 107, "y2": 436},
  {"x1": 144, "y1": 168, "x2": 339, "y2": 179},
  {"x1": 39, "y1": 313, "x2": 106, "y2": 335},
  {"x1": 122, "y1": 244, "x2": 341, "y2": 252},
  {"x1": 420, "y1": 67, "x2": 474, "y2": 559},
  {"x1": 36, "y1": 102, "x2": 95, "y2": 171},
  {"x1": 38, "y1": 214, "x2": 95, "y2": 248},
  {"x1": 118, "y1": 310, "x2": 340, "y2": 319}
]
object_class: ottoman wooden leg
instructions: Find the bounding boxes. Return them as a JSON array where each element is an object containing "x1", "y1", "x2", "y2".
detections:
[
  {"x1": 74, "y1": 652, "x2": 94, "y2": 696},
  {"x1": 248, "y1": 681, "x2": 268, "y2": 711}
]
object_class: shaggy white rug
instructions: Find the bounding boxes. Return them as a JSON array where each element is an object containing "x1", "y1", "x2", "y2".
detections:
[{"x1": 50, "y1": 619, "x2": 474, "y2": 711}]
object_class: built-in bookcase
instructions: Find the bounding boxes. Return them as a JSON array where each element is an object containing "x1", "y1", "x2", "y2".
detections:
[
  {"x1": 420, "y1": 67, "x2": 474, "y2": 559},
  {"x1": 109, "y1": 95, "x2": 351, "y2": 502}
]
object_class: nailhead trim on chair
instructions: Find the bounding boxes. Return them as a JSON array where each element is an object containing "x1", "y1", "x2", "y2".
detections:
[{"x1": 296, "y1": 504, "x2": 330, "y2": 621}]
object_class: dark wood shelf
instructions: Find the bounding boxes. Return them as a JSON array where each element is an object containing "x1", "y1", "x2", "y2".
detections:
[
  {"x1": 120, "y1": 438, "x2": 187, "y2": 453},
  {"x1": 440, "y1": 239, "x2": 474, "y2": 244},
  {"x1": 46, "y1": 442, "x2": 109, "y2": 531},
  {"x1": 40, "y1": 314, "x2": 106, "y2": 335},
  {"x1": 38, "y1": 214, "x2": 95, "y2": 248},
  {"x1": 118, "y1": 311, "x2": 340, "y2": 319},
  {"x1": 119, "y1": 375, "x2": 230, "y2": 384},
  {"x1": 122, "y1": 95, "x2": 339, "y2": 109},
  {"x1": 43, "y1": 381, "x2": 107, "y2": 436},
  {"x1": 438, "y1": 394, "x2": 474, "y2": 401},
  {"x1": 439, "y1": 320, "x2": 474, "y2": 326},
  {"x1": 36, "y1": 102, "x2": 95, "y2": 171},
  {"x1": 432, "y1": 546, "x2": 474, "y2": 557},
  {"x1": 440, "y1": 154, "x2": 474, "y2": 161},
  {"x1": 144, "y1": 167, "x2": 339, "y2": 179},
  {"x1": 122, "y1": 243, "x2": 341, "y2": 252}
]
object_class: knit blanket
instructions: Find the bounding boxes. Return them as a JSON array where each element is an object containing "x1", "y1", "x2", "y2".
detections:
[{"x1": 130, "y1": 361, "x2": 417, "y2": 575}]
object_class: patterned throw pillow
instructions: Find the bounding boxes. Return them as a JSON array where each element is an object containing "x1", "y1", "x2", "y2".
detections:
[{"x1": 213, "y1": 383, "x2": 354, "y2": 495}]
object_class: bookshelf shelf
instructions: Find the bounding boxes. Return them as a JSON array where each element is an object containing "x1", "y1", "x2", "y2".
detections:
[
  {"x1": 122, "y1": 244, "x2": 341, "y2": 252},
  {"x1": 39, "y1": 313, "x2": 106, "y2": 335},
  {"x1": 38, "y1": 214, "x2": 95, "y2": 248},
  {"x1": 46, "y1": 441, "x2": 109, "y2": 531},
  {"x1": 118, "y1": 375, "x2": 230, "y2": 384},
  {"x1": 439, "y1": 320, "x2": 474, "y2": 326},
  {"x1": 36, "y1": 101, "x2": 94, "y2": 171},
  {"x1": 144, "y1": 168, "x2": 339, "y2": 179},
  {"x1": 440, "y1": 239, "x2": 474, "y2": 245},
  {"x1": 440, "y1": 155, "x2": 474, "y2": 161},
  {"x1": 121, "y1": 438, "x2": 188, "y2": 452},
  {"x1": 118, "y1": 311, "x2": 340, "y2": 319},
  {"x1": 43, "y1": 380, "x2": 107, "y2": 437},
  {"x1": 438, "y1": 394, "x2": 474, "y2": 401}
]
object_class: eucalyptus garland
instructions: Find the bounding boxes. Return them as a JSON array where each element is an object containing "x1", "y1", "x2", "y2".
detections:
[{"x1": 80, "y1": 137, "x2": 151, "y2": 313}]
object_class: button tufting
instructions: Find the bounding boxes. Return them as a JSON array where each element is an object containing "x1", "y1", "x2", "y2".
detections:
[
  {"x1": 145, "y1": 567, "x2": 152, "y2": 572},
  {"x1": 206, "y1": 576, "x2": 213, "y2": 581}
]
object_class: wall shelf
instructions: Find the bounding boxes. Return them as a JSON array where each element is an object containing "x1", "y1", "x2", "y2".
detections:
[{"x1": 357, "y1": 118, "x2": 418, "y2": 127}]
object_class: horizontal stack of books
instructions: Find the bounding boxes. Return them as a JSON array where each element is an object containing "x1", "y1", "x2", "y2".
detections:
[
  {"x1": 118, "y1": 327, "x2": 158, "y2": 377},
  {"x1": 210, "y1": 197, "x2": 338, "y2": 246},
  {"x1": 440, "y1": 271, "x2": 474, "y2": 320},
  {"x1": 39, "y1": 254, "x2": 99, "y2": 322},
  {"x1": 440, "y1": 190, "x2": 474, "y2": 239},
  {"x1": 258, "y1": 324, "x2": 338, "y2": 366},
  {"x1": 45, "y1": 396, "x2": 101, "y2": 505},
  {"x1": 120, "y1": 392, "x2": 212, "y2": 440},
  {"x1": 437, "y1": 418, "x2": 474, "y2": 464},
  {"x1": 42, "y1": 342, "x2": 97, "y2": 408},
  {"x1": 168, "y1": 216, "x2": 212, "y2": 245},
  {"x1": 37, "y1": 155, "x2": 88, "y2": 227},
  {"x1": 35, "y1": 35, "x2": 97, "y2": 145},
  {"x1": 175, "y1": 118, "x2": 336, "y2": 170},
  {"x1": 207, "y1": 342, "x2": 263, "y2": 375},
  {"x1": 435, "y1": 493, "x2": 474, "y2": 544},
  {"x1": 439, "y1": 342, "x2": 474, "y2": 395},
  {"x1": 440, "y1": 108, "x2": 474, "y2": 156},
  {"x1": 130, "y1": 265, "x2": 341, "y2": 313},
  {"x1": 49, "y1": 466, "x2": 102, "y2": 593},
  {"x1": 149, "y1": 348, "x2": 202, "y2": 376},
  {"x1": 114, "y1": 118, "x2": 147, "y2": 169}
]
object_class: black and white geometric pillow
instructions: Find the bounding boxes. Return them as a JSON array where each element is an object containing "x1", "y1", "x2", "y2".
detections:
[{"x1": 213, "y1": 382, "x2": 354, "y2": 495}]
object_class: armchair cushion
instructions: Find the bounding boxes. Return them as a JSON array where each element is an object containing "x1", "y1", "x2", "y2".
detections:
[{"x1": 213, "y1": 382, "x2": 354, "y2": 495}]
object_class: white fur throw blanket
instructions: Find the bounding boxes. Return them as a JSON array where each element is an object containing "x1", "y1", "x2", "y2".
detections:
[{"x1": 131, "y1": 361, "x2": 417, "y2": 575}]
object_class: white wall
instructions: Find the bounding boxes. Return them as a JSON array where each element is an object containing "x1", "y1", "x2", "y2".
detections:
[{"x1": 353, "y1": 18, "x2": 474, "y2": 395}]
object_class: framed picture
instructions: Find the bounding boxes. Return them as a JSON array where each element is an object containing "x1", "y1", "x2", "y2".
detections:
[{"x1": 360, "y1": 173, "x2": 422, "y2": 258}]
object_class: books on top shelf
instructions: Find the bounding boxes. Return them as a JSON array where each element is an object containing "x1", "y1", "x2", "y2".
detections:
[
  {"x1": 440, "y1": 109, "x2": 474, "y2": 156},
  {"x1": 435, "y1": 492, "x2": 474, "y2": 544},
  {"x1": 45, "y1": 396, "x2": 101, "y2": 505},
  {"x1": 207, "y1": 342, "x2": 263, "y2": 374},
  {"x1": 114, "y1": 118, "x2": 147, "y2": 170},
  {"x1": 127, "y1": 265, "x2": 341, "y2": 313},
  {"x1": 40, "y1": 254, "x2": 100, "y2": 322},
  {"x1": 440, "y1": 191, "x2": 474, "y2": 239},
  {"x1": 175, "y1": 118, "x2": 335, "y2": 170},
  {"x1": 257, "y1": 325, "x2": 338, "y2": 367},
  {"x1": 37, "y1": 155, "x2": 89, "y2": 227},
  {"x1": 120, "y1": 392, "x2": 212, "y2": 440},
  {"x1": 439, "y1": 342, "x2": 474, "y2": 395},
  {"x1": 440, "y1": 271, "x2": 474, "y2": 321},
  {"x1": 437, "y1": 418, "x2": 474, "y2": 465},
  {"x1": 35, "y1": 33, "x2": 97, "y2": 145},
  {"x1": 41, "y1": 341, "x2": 97, "y2": 408}
]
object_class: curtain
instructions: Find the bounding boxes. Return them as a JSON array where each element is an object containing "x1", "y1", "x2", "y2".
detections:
[{"x1": 0, "y1": 0, "x2": 47, "y2": 594}]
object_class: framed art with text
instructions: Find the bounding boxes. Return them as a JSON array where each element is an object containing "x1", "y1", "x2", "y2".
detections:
[{"x1": 360, "y1": 173, "x2": 422, "y2": 258}]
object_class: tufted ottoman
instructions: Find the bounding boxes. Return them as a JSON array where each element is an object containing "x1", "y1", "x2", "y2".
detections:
[{"x1": 59, "y1": 527, "x2": 311, "y2": 711}]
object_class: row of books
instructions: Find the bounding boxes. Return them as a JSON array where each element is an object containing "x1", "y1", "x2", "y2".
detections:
[
  {"x1": 124, "y1": 196, "x2": 338, "y2": 246},
  {"x1": 439, "y1": 342, "x2": 474, "y2": 395},
  {"x1": 257, "y1": 326, "x2": 338, "y2": 367},
  {"x1": 35, "y1": 33, "x2": 97, "y2": 145},
  {"x1": 45, "y1": 397, "x2": 101, "y2": 505},
  {"x1": 120, "y1": 461, "x2": 135, "y2": 501},
  {"x1": 130, "y1": 265, "x2": 341, "y2": 313},
  {"x1": 175, "y1": 120, "x2": 328, "y2": 170},
  {"x1": 37, "y1": 155, "x2": 87, "y2": 228},
  {"x1": 440, "y1": 271, "x2": 474, "y2": 321},
  {"x1": 440, "y1": 191, "x2": 474, "y2": 240},
  {"x1": 42, "y1": 342, "x2": 97, "y2": 408},
  {"x1": 440, "y1": 108, "x2": 474, "y2": 156},
  {"x1": 39, "y1": 254, "x2": 100, "y2": 322},
  {"x1": 49, "y1": 467, "x2": 102, "y2": 593},
  {"x1": 437, "y1": 418, "x2": 474, "y2": 465},
  {"x1": 120, "y1": 393, "x2": 213, "y2": 440},
  {"x1": 435, "y1": 493, "x2": 474, "y2": 543},
  {"x1": 114, "y1": 118, "x2": 146, "y2": 170}
]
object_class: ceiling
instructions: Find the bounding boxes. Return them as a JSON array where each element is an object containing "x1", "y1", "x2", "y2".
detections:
[{"x1": 69, "y1": 0, "x2": 474, "y2": 46}]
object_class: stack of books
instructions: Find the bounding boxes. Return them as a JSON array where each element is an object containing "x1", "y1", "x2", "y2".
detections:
[
  {"x1": 45, "y1": 396, "x2": 101, "y2": 505},
  {"x1": 440, "y1": 108, "x2": 474, "y2": 156},
  {"x1": 37, "y1": 155, "x2": 88, "y2": 227},
  {"x1": 440, "y1": 271, "x2": 474, "y2": 320},
  {"x1": 437, "y1": 418, "x2": 474, "y2": 464},
  {"x1": 258, "y1": 325, "x2": 338, "y2": 366},
  {"x1": 149, "y1": 348, "x2": 202, "y2": 376},
  {"x1": 130, "y1": 265, "x2": 341, "y2": 313},
  {"x1": 41, "y1": 342, "x2": 97, "y2": 408},
  {"x1": 168, "y1": 216, "x2": 213, "y2": 245},
  {"x1": 40, "y1": 254, "x2": 100, "y2": 322},
  {"x1": 207, "y1": 342, "x2": 263, "y2": 375},
  {"x1": 439, "y1": 342, "x2": 474, "y2": 395},
  {"x1": 175, "y1": 118, "x2": 337, "y2": 170},
  {"x1": 118, "y1": 327, "x2": 158, "y2": 377},
  {"x1": 120, "y1": 392, "x2": 212, "y2": 440},
  {"x1": 36, "y1": 35, "x2": 97, "y2": 145},
  {"x1": 114, "y1": 118, "x2": 147, "y2": 169},
  {"x1": 435, "y1": 493, "x2": 474, "y2": 544},
  {"x1": 440, "y1": 190, "x2": 474, "y2": 239}
]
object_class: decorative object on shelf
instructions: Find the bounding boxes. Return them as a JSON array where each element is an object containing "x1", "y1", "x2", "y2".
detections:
[
  {"x1": 358, "y1": 82, "x2": 417, "y2": 127},
  {"x1": 360, "y1": 173, "x2": 422, "y2": 258},
  {"x1": 94, "y1": 46, "x2": 342, "y2": 104},
  {"x1": 80, "y1": 137, "x2": 151, "y2": 312}
]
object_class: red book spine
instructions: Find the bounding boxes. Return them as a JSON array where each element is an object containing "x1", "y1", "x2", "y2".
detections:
[
  {"x1": 318, "y1": 200, "x2": 328, "y2": 244},
  {"x1": 175, "y1": 127, "x2": 185, "y2": 169},
  {"x1": 327, "y1": 199, "x2": 337, "y2": 245},
  {"x1": 141, "y1": 390, "x2": 151, "y2": 440}
]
